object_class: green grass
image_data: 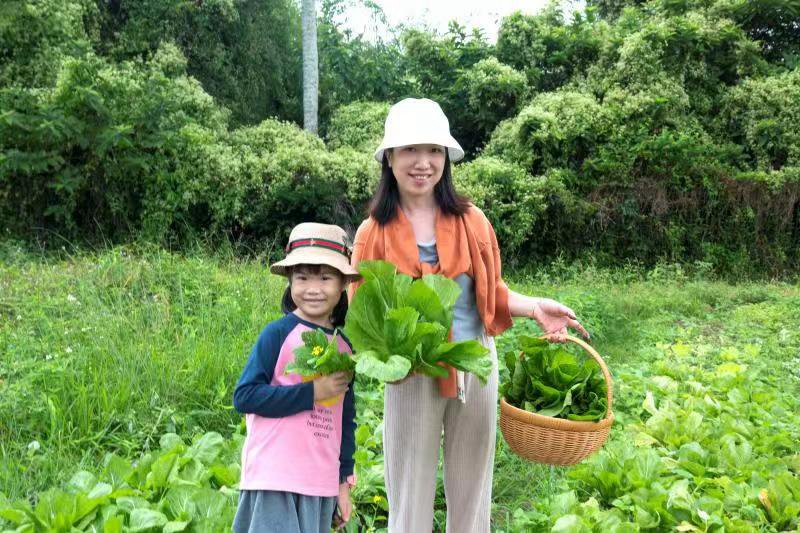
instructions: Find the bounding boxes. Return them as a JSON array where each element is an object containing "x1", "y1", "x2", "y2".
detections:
[
  {"x1": 1, "y1": 245, "x2": 798, "y2": 530},
  {"x1": 0, "y1": 246, "x2": 283, "y2": 498}
]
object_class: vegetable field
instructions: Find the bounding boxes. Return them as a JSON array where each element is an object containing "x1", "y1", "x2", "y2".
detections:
[{"x1": 1, "y1": 247, "x2": 799, "y2": 531}]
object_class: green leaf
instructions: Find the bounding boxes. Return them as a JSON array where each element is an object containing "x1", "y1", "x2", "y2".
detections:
[
  {"x1": 420, "y1": 274, "x2": 461, "y2": 309},
  {"x1": 103, "y1": 514, "x2": 123, "y2": 533},
  {"x1": 66, "y1": 471, "x2": 96, "y2": 493},
  {"x1": 504, "y1": 337, "x2": 607, "y2": 421},
  {"x1": 344, "y1": 280, "x2": 388, "y2": 353},
  {"x1": 128, "y1": 509, "x2": 168, "y2": 532},
  {"x1": 432, "y1": 340, "x2": 493, "y2": 384},
  {"x1": 355, "y1": 352, "x2": 411, "y2": 382},
  {"x1": 552, "y1": 514, "x2": 591, "y2": 532},
  {"x1": 209, "y1": 464, "x2": 239, "y2": 488},
  {"x1": 359, "y1": 260, "x2": 401, "y2": 307},
  {"x1": 287, "y1": 329, "x2": 354, "y2": 376},
  {"x1": 146, "y1": 452, "x2": 179, "y2": 490},
  {"x1": 102, "y1": 454, "x2": 134, "y2": 488},
  {"x1": 164, "y1": 521, "x2": 191, "y2": 532},
  {"x1": 186, "y1": 432, "x2": 224, "y2": 465},
  {"x1": 159, "y1": 434, "x2": 184, "y2": 451},
  {"x1": 384, "y1": 308, "x2": 421, "y2": 356}
]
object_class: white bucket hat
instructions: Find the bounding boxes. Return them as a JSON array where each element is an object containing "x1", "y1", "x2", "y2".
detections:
[
  {"x1": 373, "y1": 98, "x2": 465, "y2": 163},
  {"x1": 270, "y1": 223, "x2": 361, "y2": 281}
]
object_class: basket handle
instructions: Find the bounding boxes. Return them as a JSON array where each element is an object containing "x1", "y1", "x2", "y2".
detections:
[{"x1": 534, "y1": 334, "x2": 614, "y2": 415}]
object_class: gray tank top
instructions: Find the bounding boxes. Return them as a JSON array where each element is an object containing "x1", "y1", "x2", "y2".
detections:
[{"x1": 417, "y1": 241, "x2": 485, "y2": 342}]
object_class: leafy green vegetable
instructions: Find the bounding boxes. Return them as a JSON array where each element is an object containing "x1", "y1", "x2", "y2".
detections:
[
  {"x1": 0, "y1": 432, "x2": 239, "y2": 531},
  {"x1": 284, "y1": 329, "x2": 355, "y2": 377},
  {"x1": 344, "y1": 260, "x2": 493, "y2": 383},
  {"x1": 501, "y1": 336, "x2": 607, "y2": 421}
]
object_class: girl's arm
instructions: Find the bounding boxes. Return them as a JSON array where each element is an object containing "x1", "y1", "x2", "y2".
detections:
[{"x1": 233, "y1": 326, "x2": 315, "y2": 417}]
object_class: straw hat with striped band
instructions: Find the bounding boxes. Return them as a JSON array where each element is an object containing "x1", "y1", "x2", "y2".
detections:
[{"x1": 270, "y1": 223, "x2": 360, "y2": 281}]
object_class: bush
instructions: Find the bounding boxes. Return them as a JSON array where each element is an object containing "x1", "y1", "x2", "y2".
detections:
[
  {"x1": 94, "y1": 0, "x2": 303, "y2": 126},
  {"x1": 0, "y1": 0, "x2": 96, "y2": 88},
  {"x1": 485, "y1": 90, "x2": 608, "y2": 180},
  {"x1": 457, "y1": 58, "x2": 527, "y2": 152},
  {"x1": 1, "y1": 47, "x2": 230, "y2": 242},
  {"x1": 455, "y1": 157, "x2": 544, "y2": 258},
  {"x1": 718, "y1": 68, "x2": 800, "y2": 177},
  {"x1": 325, "y1": 101, "x2": 389, "y2": 152},
  {"x1": 496, "y1": 8, "x2": 605, "y2": 93},
  {"x1": 0, "y1": 51, "x2": 377, "y2": 247}
]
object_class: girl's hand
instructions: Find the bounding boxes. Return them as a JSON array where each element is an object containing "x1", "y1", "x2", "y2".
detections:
[
  {"x1": 530, "y1": 298, "x2": 590, "y2": 341},
  {"x1": 313, "y1": 372, "x2": 350, "y2": 401},
  {"x1": 334, "y1": 482, "x2": 353, "y2": 527}
]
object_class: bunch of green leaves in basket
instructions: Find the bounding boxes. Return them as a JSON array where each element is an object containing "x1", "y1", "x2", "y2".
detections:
[
  {"x1": 344, "y1": 260, "x2": 492, "y2": 383},
  {"x1": 501, "y1": 336, "x2": 607, "y2": 421},
  {"x1": 285, "y1": 329, "x2": 355, "y2": 376},
  {"x1": 0, "y1": 432, "x2": 240, "y2": 532}
]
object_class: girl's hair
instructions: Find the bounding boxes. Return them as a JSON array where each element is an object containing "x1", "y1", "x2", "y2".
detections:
[
  {"x1": 280, "y1": 264, "x2": 348, "y2": 328},
  {"x1": 368, "y1": 149, "x2": 471, "y2": 225}
]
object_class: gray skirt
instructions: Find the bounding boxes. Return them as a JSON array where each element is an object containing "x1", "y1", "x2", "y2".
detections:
[{"x1": 233, "y1": 490, "x2": 337, "y2": 533}]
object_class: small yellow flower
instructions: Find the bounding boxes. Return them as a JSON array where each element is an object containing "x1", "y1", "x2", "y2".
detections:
[
  {"x1": 312, "y1": 346, "x2": 324, "y2": 357},
  {"x1": 373, "y1": 495, "x2": 383, "y2": 504}
]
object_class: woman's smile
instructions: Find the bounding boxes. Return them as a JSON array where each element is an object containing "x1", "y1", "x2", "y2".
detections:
[{"x1": 389, "y1": 144, "x2": 445, "y2": 198}]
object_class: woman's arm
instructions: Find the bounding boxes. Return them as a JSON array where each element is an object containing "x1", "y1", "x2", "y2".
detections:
[
  {"x1": 507, "y1": 289, "x2": 590, "y2": 339},
  {"x1": 507, "y1": 289, "x2": 539, "y2": 318}
]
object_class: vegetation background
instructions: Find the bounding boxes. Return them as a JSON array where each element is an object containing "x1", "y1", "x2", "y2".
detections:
[{"x1": 1, "y1": 0, "x2": 799, "y2": 531}]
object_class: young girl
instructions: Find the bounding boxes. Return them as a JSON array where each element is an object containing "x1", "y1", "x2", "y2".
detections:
[{"x1": 233, "y1": 222, "x2": 360, "y2": 533}]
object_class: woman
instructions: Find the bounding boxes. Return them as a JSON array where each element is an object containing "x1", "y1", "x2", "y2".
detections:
[{"x1": 350, "y1": 98, "x2": 589, "y2": 532}]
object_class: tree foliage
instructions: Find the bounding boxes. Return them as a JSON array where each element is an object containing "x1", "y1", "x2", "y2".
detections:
[{"x1": 1, "y1": 0, "x2": 799, "y2": 273}]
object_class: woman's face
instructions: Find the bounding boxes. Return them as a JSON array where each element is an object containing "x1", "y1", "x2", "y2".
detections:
[{"x1": 388, "y1": 144, "x2": 446, "y2": 201}]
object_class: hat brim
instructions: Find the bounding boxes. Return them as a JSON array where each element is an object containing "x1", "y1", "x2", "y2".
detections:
[
  {"x1": 270, "y1": 248, "x2": 361, "y2": 282},
  {"x1": 374, "y1": 135, "x2": 464, "y2": 163}
]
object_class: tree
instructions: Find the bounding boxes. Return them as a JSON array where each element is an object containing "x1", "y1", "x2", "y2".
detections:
[{"x1": 302, "y1": 0, "x2": 319, "y2": 134}]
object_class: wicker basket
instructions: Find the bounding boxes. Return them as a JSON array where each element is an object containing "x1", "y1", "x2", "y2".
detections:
[{"x1": 499, "y1": 334, "x2": 614, "y2": 465}]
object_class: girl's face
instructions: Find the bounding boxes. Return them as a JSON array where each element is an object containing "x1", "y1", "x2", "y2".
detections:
[
  {"x1": 289, "y1": 265, "x2": 345, "y2": 326},
  {"x1": 388, "y1": 144, "x2": 446, "y2": 201}
]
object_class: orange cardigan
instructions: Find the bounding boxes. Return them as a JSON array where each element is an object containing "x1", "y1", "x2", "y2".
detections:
[{"x1": 349, "y1": 205, "x2": 513, "y2": 397}]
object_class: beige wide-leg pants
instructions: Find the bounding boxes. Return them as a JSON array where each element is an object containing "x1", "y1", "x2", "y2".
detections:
[{"x1": 383, "y1": 333, "x2": 498, "y2": 533}]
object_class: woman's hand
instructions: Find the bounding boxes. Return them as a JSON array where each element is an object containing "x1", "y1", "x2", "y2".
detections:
[
  {"x1": 529, "y1": 297, "x2": 590, "y2": 341},
  {"x1": 333, "y1": 482, "x2": 353, "y2": 528}
]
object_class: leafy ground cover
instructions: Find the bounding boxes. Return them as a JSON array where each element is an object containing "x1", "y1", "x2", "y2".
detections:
[{"x1": 1, "y1": 246, "x2": 798, "y2": 531}]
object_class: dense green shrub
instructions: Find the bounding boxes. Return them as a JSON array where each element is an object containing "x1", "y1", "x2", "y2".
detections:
[
  {"x1": 2, "y1": 0, "x2": 800, "y2": 274},
  {"x1": 718, "y1": 68, "x2": 800, "y2": 179},
  {"x1": 455, "y1": 157, "x2": 546, "y2": 258},
  {"x1": 1, "y1": 46, "x2": 229, "y2": 242},
  {"x1": 0, "y1": 51, "x2": 375, "y2": 246},
  {"x1": 496, "y1": 7, "x2": 605, "y2": 94},
  {"x1": 325, "y1": 101, "x2": 389, "y2": 152},
  {"x1": 0, "y1": 0, "x2": 96, "y2": 88},
  {"x1": 457, "y1": 58, "x2": 528, "y2": 152},
  {"x1": 93, "y1": 0, "x2": 302, "y2": 125}
]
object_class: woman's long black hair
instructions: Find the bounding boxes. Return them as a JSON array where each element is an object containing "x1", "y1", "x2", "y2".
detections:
[
  {"x1": 368, "y1": 149, "x2": 471, "y2": 225},
  {"x1": 280, "y1": 265, "x2": 348, "y2": 329}
]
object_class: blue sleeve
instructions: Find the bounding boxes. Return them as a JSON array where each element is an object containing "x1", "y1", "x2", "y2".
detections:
[
  {"x1": 233, "y1": 322, "x2": 314, "y2": 417},
  {"x1": 339, "y1": 374, "x2": 356, "y2": 482}
]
